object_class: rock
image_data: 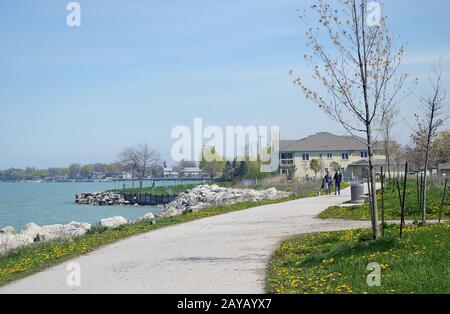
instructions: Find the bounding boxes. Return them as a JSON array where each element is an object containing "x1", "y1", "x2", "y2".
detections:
[
  {"x1": 40, "y1": 224, "x2": 66, "y2": 241},
  {"x1": 0, "y1": 226, "x2": 16, "y2": 235},
  {"x1": 0, "y1": 233, "x2": 33, "y2": 255},
  {"x1": 158, "y1": 185, "x2": 292, "y2": 218},
  {"x1": 135, "y1": 213, "x2": 156, "y2": 224},
  {"x1": 41, "y1": 221, "x2": 92, "y2": 241},
  {"x1": 76, "y1": 192, "x2": 130, "y2": 206},
  {"x1": 100, "y1": 216, "x2": 128, "y2": 228},
  {"x1": 64, "y1": 221, "x2": 91, "y2": 237},
  {"x1": 21, "y1": 223, "x2": 49, "y2": 242}
]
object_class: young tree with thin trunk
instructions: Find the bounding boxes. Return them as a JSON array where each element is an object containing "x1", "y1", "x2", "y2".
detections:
[
  {"x1": 381, "y1": 107, "x2": 399, "y2": 181},
  {"x1": 412, "y1": 64, "x2": 448, "y2": 224},
  {"x1": 293, "y1": 0, "x2": 408, "y2": 239}
]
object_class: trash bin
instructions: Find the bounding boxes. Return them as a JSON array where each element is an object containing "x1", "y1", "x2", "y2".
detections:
[{"x1": 351, "y1": 184, "x2": 365, "y2": 203}]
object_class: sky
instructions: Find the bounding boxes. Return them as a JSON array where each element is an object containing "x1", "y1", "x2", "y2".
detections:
[{"x1": 0, "y1": 0, "x2": 449, "y2": 169}]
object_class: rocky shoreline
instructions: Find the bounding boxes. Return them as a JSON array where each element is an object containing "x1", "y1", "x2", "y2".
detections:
[
  {"x1": 1, "y1": 185, "x2": 291, "y2": 255},
  {"x1": 75, "y1": 192, "x2": 131, "y2": 206}
]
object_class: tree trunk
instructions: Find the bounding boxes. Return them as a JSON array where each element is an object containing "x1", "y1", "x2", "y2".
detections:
[
  {"x1": 366, "y1": 127, "x2": 379, "y2": 239},
  {"x1": 421, "y1": 151, "x2": 430, "y2": 223}
]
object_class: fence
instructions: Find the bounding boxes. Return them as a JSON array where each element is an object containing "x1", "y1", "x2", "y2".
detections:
[{"x1": 121, "y1": 193, "x2": 177, "y2": 206}]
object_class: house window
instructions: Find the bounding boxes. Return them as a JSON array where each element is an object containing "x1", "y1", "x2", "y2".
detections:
[
  {"x1": 360, "y1": 151, "x2": 368, "y2": 158},
  {"x1": 327, "y1": 153, "x2": 333, "y2": 159},
  {"x1": 302, "y1": 153, "x2": 310, "y2": 161},
  {"x1": 281, "y1": 153, "x2": 294, "y2": 166},
  {"x1": 341, "y1": 153, "x2": 349, "y2": 160},
  {"x1": 319, "y1": 153, "x2": 323, "y2": 159}
]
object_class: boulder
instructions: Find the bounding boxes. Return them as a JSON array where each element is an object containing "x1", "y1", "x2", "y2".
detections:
[
  {"x1": 159, "y1": 185, "x2": 292, "y2": 218},
  {"x1": 0, "y1": 226, "x2": 16, "y2": 235},
  {"x1": 76, "y1": 192, "x2": 130, "y2": 206},
  {"x1": 21, "y1": 223, "x2": 49, "y2": 242},
  {"x1": 100, "y1": 216, "x2": 128, "y2": 228},
  {"x1": 41, "y1": 222, "x2": 92, "y2": 240},
  {"x1": 135, "y1": 213, "x2": 156, "y2": 224},
  {"x1": 0, "y1": 233, "x2": 33, "y2": 255}
]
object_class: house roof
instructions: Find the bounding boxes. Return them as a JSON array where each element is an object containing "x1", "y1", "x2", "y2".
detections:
[
  {"x1": 438, "y1": 163, "x2": 450, "y2": 170},
  {"x1": 181, "y1": 167, "x2": 203, "y2": 173},
  {"x1": 280, "y1": 132, "x2": 367, "y2": 152},
  {"x1": 280, "y1": 132, "x2": 392, "y2": 153},
  {"x1": 348, "y1": 159, "x2": 386, "y2": 167}
]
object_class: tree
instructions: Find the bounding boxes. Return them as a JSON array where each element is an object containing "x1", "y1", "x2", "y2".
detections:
[
  {"x1": 235, "y1": 161, "x2": 249, "y2": 178},
  {"x1": 223, "y1": 161, "x2": 235, "y2": 181},
  {"x1": 381, "y1": 107, "x2": 399, "y2": 181},
  {"x1": 119, "y1": 144, "x2": 160, "y2": 189},
  {"x1": 68, "y1": 164, "x2": 81, "y2": 180},
  {"x1": 173, "y1": 159, "x2": 197, "y2": 172},
  {"x1": 292, "y1": 0, "x2": 408, "y2": 239},
  {"x1": 330, "y1": 161, "x2": 341, "y2": 172},
  {"x1": 434, "y1": 131, "x2": 450, "y2": 165},
  {"x1": 199, "y1": 146, "x2": 225, "y2": 178},
  {"x1": 80, "y1": 165, "x2": 92, "y2": 179},
  {"x1": 412, "y1": 64, "x2": 448, "y2": 224},
  {"x1": 309, "y1": 159, "x2": 321, "y2": 179}
]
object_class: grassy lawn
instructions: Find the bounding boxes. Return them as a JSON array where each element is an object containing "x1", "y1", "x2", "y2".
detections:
[
  {"x1": 266, "y1": 222, "x2": 450, "y2": 294},
  {"x1": 0, "y1": 195, "x2": 301, "y2": 287},
  {"x1": 108, "y1": 184, "x2": 199, "y2": 195},
  {"x1": 319, "y1": 180, "x2": 449, "y2": 221}
]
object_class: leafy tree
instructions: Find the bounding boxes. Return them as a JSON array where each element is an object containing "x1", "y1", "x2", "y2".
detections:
[
  {"x1": 199, "y1": 146, "x2": 225, "y2": 178},
  {"x1": 309, "y1": 159, "x2": 321, "y2": 179},
  {"x1": 330, "y1": 161, "x2": 341, "y2": 172},
  {"x1": 223, "y1": 161, "x2": 235, "y2": 181},
  {"x1": 235, "y1": 161, "x2": 249, "y2": 178},
  {"x1": 68, "y1": 164, "x2": 81, "y2": 180},
  {"x1": 80, "y1": 165, "x2": 92, "y2": 179}
]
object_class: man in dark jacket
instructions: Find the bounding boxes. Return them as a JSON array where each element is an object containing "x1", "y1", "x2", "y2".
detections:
[{"x1": 334, "y1": 170, "x2": 343, "y2": 195}]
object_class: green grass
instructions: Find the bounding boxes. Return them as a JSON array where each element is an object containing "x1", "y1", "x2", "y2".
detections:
[
  {"x1": 319, "y1": 180, "x2": 449, "y2": 220},
  {"x1": 0, "y1": 195, "x2": 300, "y2": 287},
  {"x1": 108, "y1": 184, "x2": 199, "y2": 195},
  {"x1": 266, "y1": 222, "x2": 450, "y2": 294}
]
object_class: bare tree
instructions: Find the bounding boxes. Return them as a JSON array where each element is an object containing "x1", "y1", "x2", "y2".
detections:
[
  {"x1": 292, "y1": 0, "x2": 408, "y2": 239},
  {"x1": 412, "y1": 64, "x2": 448, "y2": 223},
  {"x1": 381, "y1": 107, "x2": 399, "y2": 181},
  {"x1": 119, "y1": 144, "x2": 160, "y2": 189}
]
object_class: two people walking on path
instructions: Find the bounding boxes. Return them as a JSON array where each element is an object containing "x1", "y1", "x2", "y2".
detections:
[{"x1": 321, "y1": 170, "x2": 343, "y2": 195}]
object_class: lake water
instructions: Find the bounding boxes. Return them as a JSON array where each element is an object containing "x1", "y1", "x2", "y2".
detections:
[{"x1": 0, "y1": 180, "x2": 198, "y2": 230}]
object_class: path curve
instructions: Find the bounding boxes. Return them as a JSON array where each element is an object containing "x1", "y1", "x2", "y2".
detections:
[{"x1": 0, "y1": 188, "x2": 370, "y2": 294}]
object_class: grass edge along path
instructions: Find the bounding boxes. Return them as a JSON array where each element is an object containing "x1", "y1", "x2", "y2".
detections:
[
  {"x1": 318, "y1": 180, "x2": 449, "y2": 221},
  {"x1": 266, "y1": 222, "x2": 450, "y2": 294},
  {"x1": 0, "y1": 195, "x2": 301, "y2": 287}
]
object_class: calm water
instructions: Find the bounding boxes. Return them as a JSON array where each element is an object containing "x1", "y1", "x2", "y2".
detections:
[{"x1": 0, "y1": 180, "x2": 196, "y2": 230}]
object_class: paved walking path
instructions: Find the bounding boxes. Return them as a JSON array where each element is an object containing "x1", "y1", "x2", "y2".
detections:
[{"x1": 0, "y1": 188, "x2": 370, "y2": 294}]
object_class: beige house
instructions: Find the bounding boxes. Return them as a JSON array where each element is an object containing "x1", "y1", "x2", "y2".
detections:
[{"x1": 279, "y1": 132, "x2": 388, "y2": 180}]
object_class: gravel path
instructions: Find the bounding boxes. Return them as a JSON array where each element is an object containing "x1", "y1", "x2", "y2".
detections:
[{"x1": 0, "y1": 187, "x2": 370, "y2": 294}]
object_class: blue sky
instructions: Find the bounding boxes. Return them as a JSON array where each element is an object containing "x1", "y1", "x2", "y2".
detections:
[{"x1": 0, "y1": 0, "x2": 449, "y2": 168}]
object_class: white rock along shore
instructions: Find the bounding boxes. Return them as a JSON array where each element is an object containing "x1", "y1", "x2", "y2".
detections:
[{"x1": 0, "y1": 185, "x2": 291, "y2": 256}]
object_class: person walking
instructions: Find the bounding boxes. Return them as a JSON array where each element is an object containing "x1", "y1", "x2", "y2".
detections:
[
  {"x1": 334, "y1": 170, "x2": 343, "y2": 195},
  {"x1": 324, "y1": 171, "x2": 332, "y2": 195}
]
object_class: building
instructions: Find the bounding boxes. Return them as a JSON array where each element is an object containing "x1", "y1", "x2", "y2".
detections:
[
  {"x1": 180, "y1": 167, "x2": 206, "y2": 178},
  {"x1": 163, "y1": 167, "x2": 179, "y2": 178},
  {"x1": 438, "y1": 163, "x2": 450, "y2": 177},
  {"x1": 279, "y1": 132, "x2": 389, "y2": 180}
]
